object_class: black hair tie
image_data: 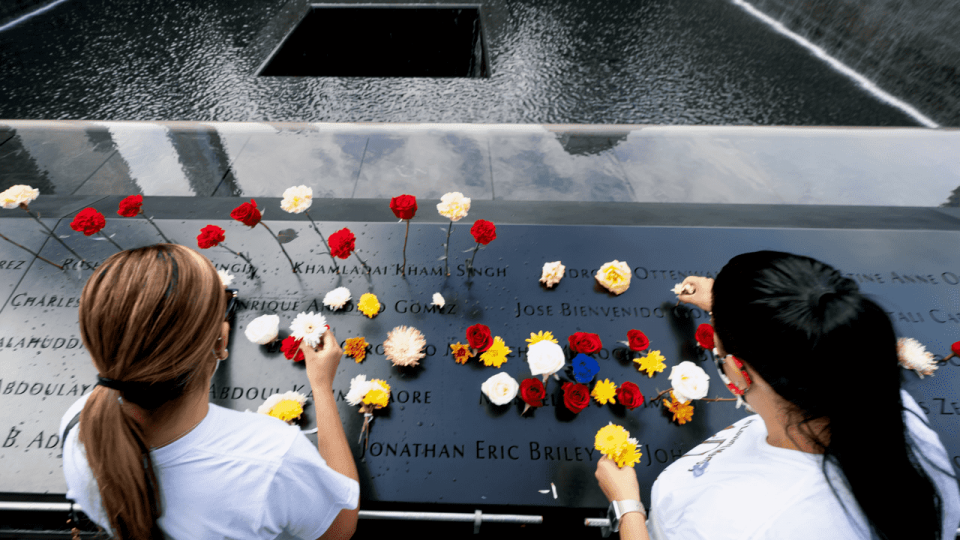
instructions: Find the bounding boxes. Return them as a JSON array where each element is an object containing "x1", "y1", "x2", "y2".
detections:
[
  {"x1": 97, "y1": 375, "x2": 132, "y2": 392},
  {"x1": 809, "y1": 287, "x2": 835, "y2": 308}
]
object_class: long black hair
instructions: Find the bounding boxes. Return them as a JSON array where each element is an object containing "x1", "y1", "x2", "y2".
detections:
[{"x1": 711, "y1": 251, "x2": 942, "y2": 540}]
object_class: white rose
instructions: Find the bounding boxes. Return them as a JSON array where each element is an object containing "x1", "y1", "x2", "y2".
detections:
[
  {"x1": 595, "y1": 260, "x2": 631, "y2": 295},
  {"x1": 480, "y1": 372, "x2": 519, "y2": 406},
  {"x1": 526, "y1": 341, "x2": 565, "y2": 377},
  {"x1": 669, "y1": 361, "x2": 710, "y2": 403},
  {"x1": 0, "y1": 184, "x2": 39, "y2": 209},
  {"x1": 431, "y1": 292, "x2": 445, "y2": 308},
  {"x1": 280, "y1": 185, "x2": 313, "y2": 213},
  {"x1": 244, "y1": 314, "x2": 280, "y2": 344},
  {"x1": 540, "y1": 261, "x2": 565, "y2": 288}
]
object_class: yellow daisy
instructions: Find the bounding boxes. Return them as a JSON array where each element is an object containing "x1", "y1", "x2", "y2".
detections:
[
  {"x1": 634, "y1": 350, "x2": 666, "y2": 377},
  {"x1": 591, "y1": 379, "x2": 618, "y2": 405},
  {"x1": 479, "y1": 336, "x2": 512, "y2": 368},
  {"x1": 614, "y1": 442, "x2": 642, "y2": 468},
  {"x1": 526, "y1": 330, "x2": 558, "y2": 345}
]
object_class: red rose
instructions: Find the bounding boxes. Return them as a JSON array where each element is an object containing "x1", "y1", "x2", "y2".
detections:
[
  {"x1": 70, "y1": 208, "x2": 106, "y2": 236},
  {"x1": 952, "y1": 341, "x2": 960, "y2": 356},
  {"x1": 627, "y1": 329, "x2": 649, "y2": 352},
  {"x1": 465, "y1": 323, "x2": 493, "y2": 352},
  {"x1": 117, "y1": 195, "x2": 143, "y2": 217},
  {"x1": 520, "y1": 378, "x2": 546, "y2": 407},
  {"x1": 197, "y1": 225, "x2": 225, "y2": 249},
  {"x1": 389, "y1": 194, "x2": 418, "y2": 220},
  {"x1": 616, "y1": 381, "x2": 644, "y2": 410},
  {"x1": 470, "y1": 219, "x2": 497, "y2": 245},
  {"x1": 562, "y1": 382, "x2": 590, "y2": 413},
  {"x1": 328, "y1": 228, "x2": 355, "y2": 259},
  {"x1": 568, "y1": 332, "x2": 602, "y2": 354},
  {"x1": 695, "y1": 324, "x2": 715, "y2": 350},
  {"x1": 230, "y1": 199, "x2": 261, "y2": 227},
  {"x1": 281, "y1": 336, "x2": 305, "y2": 362}
]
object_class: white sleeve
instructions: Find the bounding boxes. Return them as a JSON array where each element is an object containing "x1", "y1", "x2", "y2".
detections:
[{"x1": 262, "y1": 433, "x2": 359, "y2": 540}]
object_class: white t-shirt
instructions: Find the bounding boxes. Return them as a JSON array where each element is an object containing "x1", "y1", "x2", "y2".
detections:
[
  {"x1": 60, "y1": 394, "x2": 360, "y2": 540},
  {"x1": 649, "y1": 390, "x2": 960, "y2": 540}
]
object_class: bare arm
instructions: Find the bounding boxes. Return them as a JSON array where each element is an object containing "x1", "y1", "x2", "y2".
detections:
[
  {"x1": 596, "y1": 457, "x2": 651, "y2": 540},
  {"x1": 301, "y1": 330, "x2": 360, "y2": 540}
]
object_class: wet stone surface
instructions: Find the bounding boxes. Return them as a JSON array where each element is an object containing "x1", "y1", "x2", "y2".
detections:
[{"x1": 0, "y1": 210, "x2": 958, "y2": 506}]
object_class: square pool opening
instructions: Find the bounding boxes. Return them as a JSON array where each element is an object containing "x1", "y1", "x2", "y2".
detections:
[{"x1": 259, "y1": 5, "x2": 488, "y2": 78}]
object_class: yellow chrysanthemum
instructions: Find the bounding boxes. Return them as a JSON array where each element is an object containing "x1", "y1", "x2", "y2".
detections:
[
  {"x1": 451, "y1": 342, "x2": 474, "y2": 364},
  {"x1": 592, "y1": 379, "x2": 618, "y2": 405},
  {"x1": 358, "y1": 293, "x2": 380, "y2": 318},
  {"x1": 479, "y1": 336, "x2": 511, "y2": 368},
  {"x1": 613, "y1": 443, "x2": 642, "y2": 468},
  {"x1": 363, "y1": 389, "x2": 390, "y2": 409},
  {"x1": 634, "y1": 350, "x2": 666, "y2": 377},
  {"x1": 344, "y1": 337, "x2": 368, "y2": 363},
  {"x1": 267, "y1": 400, "x2": 304, "y2": 423},
  {"x1": 595, "y1": 423, "x2": 630, "y2": 456},
  {"x1": 526, "y1": 331, "x2": 558, "y2": 345}
]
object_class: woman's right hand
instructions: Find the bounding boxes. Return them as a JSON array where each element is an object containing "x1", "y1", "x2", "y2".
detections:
[
  {"x1": 677, "y1": 276, "x2": 714, "y2": 313},
  {"x1": 301, "y1": 329, "x2": 343, "y2": 390},
  {"x1": 596, "y1": 457, "x2": 641, "y2": 503}
]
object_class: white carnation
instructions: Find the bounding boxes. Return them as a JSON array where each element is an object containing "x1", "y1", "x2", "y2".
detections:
[
  {"x1": 669, "y1": 361, "x2": 710, "y2": 403},
  {"x1": 436, "y1": 192, "x2": 470, "y2": 222},
  {"x1": 257, "y1": 390, "x2": 308, "y2": 414},
  {"x1": 323, "y1": 287, "x2": 351, "y2": 310},
  {"x1": 526, "y1": 340, "x2": 565, "y2": 377},
  {"x1": 280, "y1": 185, "x2": 313, "y2": 214},
  {"x1": 897, "y1": 337, "x2": 937, "y2": 378},
  {"x1": 217, "y1": 269, "x2": 235, "y2": 288},
  {"x1": 432, "y1": 292, "x2": 445, "y2": 308},
  {"x1": 0, "y1": 184, "x2": 39, "y2": 209},
  {"x1": 481, "y1": 372, "x2": 519, "y2": 406},
  {"x1": 540, "y1": 261, "x2": 565, "y2": 288},
  {"x1": 244, "y1": 314, "x2": 279, "y2": 344}
]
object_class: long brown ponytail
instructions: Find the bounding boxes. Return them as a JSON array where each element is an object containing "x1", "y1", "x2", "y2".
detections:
[{"x1": 78, "y1": 244, "x2": 226, "y2": 539}]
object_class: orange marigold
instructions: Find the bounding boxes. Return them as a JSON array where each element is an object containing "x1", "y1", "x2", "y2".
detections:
[
  {"x1": 666, "y1": 392, "x2": 694, "y2": 425},
  {"x1": 344, "y1": 337, "x2": 368, "y2": 363},
  {"x1": 450, "y1": 342, "x2": 474, "y2": 364}
]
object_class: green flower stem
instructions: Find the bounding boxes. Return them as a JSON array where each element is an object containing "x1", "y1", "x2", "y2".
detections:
[
  {"x1": 258, "y1": 222, "x2": 297, "y2": 273},
  {"x1": 21, "y1": 205, "x2": 85, "y2": 263},
  {"x1": 0, "y1": 232, "x2": 63, "y2": 270},
  {"x1": 466, "y1": 242, "x2": 481, "y2": 273},
  {"x1": 219, "y1": 243, "x2": 255, "y2": 270}
]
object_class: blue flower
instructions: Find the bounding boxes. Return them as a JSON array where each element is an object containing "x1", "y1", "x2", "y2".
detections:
[{"x1": 572, "y1": 353, "x2": 599, "y2": 383}]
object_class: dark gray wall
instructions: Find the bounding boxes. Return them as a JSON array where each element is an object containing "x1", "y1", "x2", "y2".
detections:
[
  {"x1": 750, "y1": 0, "x2": 960, "y2": 126},
  {"x1": 0, "y1": 0, "x2": 51, "y2": 27}
]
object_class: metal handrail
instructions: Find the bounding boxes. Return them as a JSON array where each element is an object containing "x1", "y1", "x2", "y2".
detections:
[{"x1": 0, "y1": 502, "x2": 542, "y2": 534}]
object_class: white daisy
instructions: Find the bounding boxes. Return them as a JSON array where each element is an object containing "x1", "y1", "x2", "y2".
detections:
[{"x1": 290, "y1": 311, "x2": 328, "y2": 348}]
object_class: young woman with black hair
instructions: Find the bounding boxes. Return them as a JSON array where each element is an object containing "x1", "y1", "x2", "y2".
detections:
[
  {"x1": 596, "y1": 251, "x2": 960, "y2": 540},
  {"x1": 59, "y1": 244, "x2": 359, "y2": 539}
]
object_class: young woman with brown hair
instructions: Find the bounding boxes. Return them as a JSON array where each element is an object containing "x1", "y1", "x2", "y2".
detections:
[{"x1": 59, "y1": 244, "x2": 359, "y2": 539}]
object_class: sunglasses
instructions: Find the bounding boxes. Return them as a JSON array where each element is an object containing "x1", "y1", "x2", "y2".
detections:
[{"x1": 225, "y1": 289, "x2": 239, "y2": 321}]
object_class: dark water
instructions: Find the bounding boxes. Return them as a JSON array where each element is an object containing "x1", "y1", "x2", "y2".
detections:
[{"x1": 0, "y1": 0, "x2": 920, "y2": 125}]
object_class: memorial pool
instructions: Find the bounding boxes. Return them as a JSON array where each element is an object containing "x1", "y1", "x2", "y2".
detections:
[{"x1": 0, "y1": 0, "x2": 925, "y2": 125}]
